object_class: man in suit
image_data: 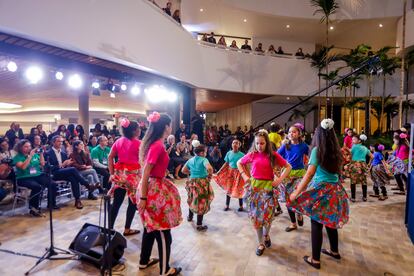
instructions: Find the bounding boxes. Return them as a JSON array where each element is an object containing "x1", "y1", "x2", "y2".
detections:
[
  {"x1": 47, "y1": 135, "x2": 97, "y2": 209},
  {"x1": 5, "y1": 122, "x2": 24, "y2": 148}
]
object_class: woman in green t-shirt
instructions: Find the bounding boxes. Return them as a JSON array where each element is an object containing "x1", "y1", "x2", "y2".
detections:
[{"x1": 13, "y1": 139, "x2": 58, "y2": 217}]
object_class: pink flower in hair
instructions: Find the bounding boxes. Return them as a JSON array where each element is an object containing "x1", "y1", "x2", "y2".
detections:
[
  {"x1": 120, "y1": 118, "x2": 130, "y2": 128},
  {"x1": 147, "y1": 111, "x2": 161, "y2": 123},
  {"x1": 293, "y1": 123, "x2": 304, "y2": 131},
  {"x1": 378, "y1": 144, "x2": 385, "y2": 151},
  {"x1": 400, "y1": 133, "x2": 408, "y2": 139}
]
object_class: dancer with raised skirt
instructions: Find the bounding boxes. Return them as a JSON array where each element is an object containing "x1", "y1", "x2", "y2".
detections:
[
  {"x1": 214, "y1": 138, "x2": 245, "y2": 211},
  {"x1": 277, "y1": 123, "x2": 309, "y2": 232},
  {"x1": 289, "y1": 119, "x2": 349, "y2": 270},
  {"x1": 182, "y1": 141, "x2": 214, "y2": 231},
  {"x1": 237, "y1": 130, "x2": 291, "y2": 256},
  {"x1": 138, "y1": 112, "x2": 182, "y2": 276}
]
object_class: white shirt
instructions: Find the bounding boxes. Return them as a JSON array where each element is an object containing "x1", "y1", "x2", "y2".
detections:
[{"x1": 52, "y1": 147, "x2": 63, "y2": 167}]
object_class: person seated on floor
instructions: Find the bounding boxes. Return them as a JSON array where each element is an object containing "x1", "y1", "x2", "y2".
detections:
[
  {"x1": 47, "y1": 135, "x2": 97, "y2": 209},
  {"x1": 69, "y1": 140, "x2": 101, "y2": 189},
  {"x1": 91, "y1": 135, "x2": 111, "y2": 190},
  {"x1": 13, "y1": 139, "x2": 58, "y2": 216}
]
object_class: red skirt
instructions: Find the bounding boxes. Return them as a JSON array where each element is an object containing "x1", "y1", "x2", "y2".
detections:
[
  {"x1": 108, "y1": 162, "x2": 141, "y2": 205},
  {"x1": 213, "y1": 166, "x2": 245, "y2": 198},
  {"x1": 138, "y1": 177, "x2": 183, "y2": 232}
]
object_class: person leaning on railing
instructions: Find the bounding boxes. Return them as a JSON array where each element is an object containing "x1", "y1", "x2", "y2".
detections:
[
  {"x1": 172, "y1": 9, "x2": 181, "y2": 24},
  {"x1": 13, "y1": 139, "x2": 58, "y2": 217}
]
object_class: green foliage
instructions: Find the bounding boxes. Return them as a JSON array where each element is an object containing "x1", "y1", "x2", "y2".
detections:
[{"x1": 310, "y1": 0, "x2": 339, "y2": 23}]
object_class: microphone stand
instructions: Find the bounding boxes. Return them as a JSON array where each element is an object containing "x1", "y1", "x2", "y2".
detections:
[{"x1": 100, "y1": 190, "x2": 113, "y2": 276}]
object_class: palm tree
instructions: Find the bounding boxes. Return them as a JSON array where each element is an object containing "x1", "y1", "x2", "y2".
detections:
[
  {"x1": 344, "y1": 97, "x2": 365, "y2": 128},
  {"x1": 319, "y1": 69, "x2": 339, "y2": 117},
  {"x1": 370, "y1": 96, "x2": 394, "y2": 134}
]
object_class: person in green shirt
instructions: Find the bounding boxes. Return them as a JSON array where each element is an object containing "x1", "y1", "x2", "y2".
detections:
[
  {"x1": 91, "y1": 136, "x2": 111, "y2": 190},
  {"x1": 13, "y1": 139, "x2": 58, "y2": 217}
]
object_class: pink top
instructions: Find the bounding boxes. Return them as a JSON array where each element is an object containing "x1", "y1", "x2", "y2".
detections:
[
  {"x1": 396, "y1": 144, "x2": 409, "y2": 160},
  {"x1": 146, "y1": 140, "x2": 169, "y2": 178},
  {"x1": 240, "y1": 151, "x2": 287, "y2": 180},
  {"x1": 344, "y1": 135, "x2": 353, "y2": 149},
  {"x1": 111, "y1": 137, "x2": 140, "y2": 164}
]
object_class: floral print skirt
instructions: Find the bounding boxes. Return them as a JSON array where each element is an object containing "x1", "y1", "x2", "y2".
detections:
[
  {"x1": 287, "y1": 180, "x2": 349, "y2": 229},
  {"x1": 344, "y1": 161, "x2": 368, "y2": 185},
  {"x1": 370, "y1": 164, "x2": 390, "y2": 188},
  {"x1": 284, "y1": 169, "x2": 306, "y2": 206},
  {"x1": 387, "y1": 155, "x2": 408, "y2": 175},
  {"x1": 185, "y1": 177, "x2": 214, "y2": 215},
  {"x1": 138, "y1": 177, "x2": 183, "y2": 232},
  {"x1": 108, "y1": 162, "x2": 141, "y2": 205},
  {"x1": 213, "y1": 167, "x2": 245, "y2": 198}
]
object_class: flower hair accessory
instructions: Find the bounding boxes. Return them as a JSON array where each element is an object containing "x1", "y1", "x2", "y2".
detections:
[
  {"x1": 320, "y1": 118, "x2": 334, "y2": 130},
  {"x1": 293, "y1": 123, "x2": 304, "y2": 131},
  {"x1": 378, "y1": 144, "x2": 385, "y2": 151},
  {"x1": 359, "y1": 134, "x2": 367, "y2": 141},
  {"x1": 192, "y1": 139, "x2": 200, "y2": 148},
  {"x1": 120, "y1": 118, "x2": 130, "y2": 128},
  {"x1": 147, "y1": 111, "x2": 161, "y2": 123},
  {"x1": 400, "y1": 133, "x2": 408, "y2": 139}
]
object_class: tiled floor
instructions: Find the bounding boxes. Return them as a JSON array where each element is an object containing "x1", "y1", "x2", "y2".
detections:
[{"x1": 0, "y1": 179, "x2": 413, "y2": 276}]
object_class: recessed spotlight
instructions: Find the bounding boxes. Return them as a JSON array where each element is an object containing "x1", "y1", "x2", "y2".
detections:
[
  {"x1": 286, "y1": 97, "x2": 290, "y2": 100},
  {"x1": 25, "y1": 66, "x2": 43, "y2": 84},
  {"x1": 91, "y1": 81, "x2": 100, "y2": 89},
  {"x1": 55, "y1": 71, "x2": 64, "y2": 80},
  {"x1": 131, "y1": 85, "x2": 140, "y2": 96},
  {"x1": 379, "y1": 23, "x2": 383, "y2": 28},
  {"x1": 68, "y1": 74, "x2": 83, "y2": 89},
  {"x1": 200, "y1": 8, "x2": 204, "y2": 12},
  {"x1": 6, "y1": 61, "x2": 17, "y2": 72},
  {"x1": 110, "y1": 92, "x2": 116, "y2": 98},
  {"x1": 330, "y1": 26, "x2": 334, "y2": 30},
  {"x1": 286, "y1": 24, "x2": 290, "y2": 28},
  {"x1": 121, "y1": 83, "x2": 127, "y2": 91},
  {"x1": 243, "y1": 19, "x2": 247, "y2": 23}
]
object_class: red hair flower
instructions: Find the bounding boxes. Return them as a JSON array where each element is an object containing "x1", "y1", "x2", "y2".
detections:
[
  {"x1": 147, "y1": 111, "x2": 161, "y2": 123},
  {"x1": 400, "y1": 133, "x2": 408, "y2": 139},
  {"x1": 120, "y1": 118, "x2": 130, "y2": 128}
]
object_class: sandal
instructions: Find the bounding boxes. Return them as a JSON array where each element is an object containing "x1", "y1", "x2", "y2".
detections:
[
  {"x1": 196, "y1": 225, "x2": 208, "y2": 232},
  {"x1": 238, "y1": 207, "x2": 244, "y2": 212},
  {"x1": 303, "y1": 256, "x2": 320, "y2": 269},
  {"x1": 285, "y1": 225, "x2": 297, "y2": 232},
  {"x1": 256, "y1": 244, "x2": 265, "y2": 256},
  {"x1": 165, "y1": 267, "x2": 182, "y2": 276},
  {"x1": 297, "y1": 214, "x2": 304, "y2": 227},
  {"x1": 123, "y1": 229, "x2": 140, "y2": 236},
  {"x1": 321, "y1": 249, "x2": 341, "y2": 260},
  {"x1": 264, "y1": 236, "x2": 271, "y2": 248},
  {"x1": 139, "y1": 258, "x2": 159, "y2": 269}
]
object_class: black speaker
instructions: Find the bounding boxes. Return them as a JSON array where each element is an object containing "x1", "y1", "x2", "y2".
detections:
[{"x1": 69, "y1": 223, "x2": 127, "y2": 268}]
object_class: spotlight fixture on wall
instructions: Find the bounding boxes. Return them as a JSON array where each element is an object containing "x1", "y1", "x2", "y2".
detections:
[
  {"x1": 329, "y1": 26, "x2": 334, "y2": 30},
  {"x1": 286, "y1": 24, "x2": 290, "y2": 29},
  {"x1": 121, "y1": 83, "x2": 127, "y2": 91},
  {"x1": 379, "y1": 23, "x2": 383, "y2": 28},
  {"x1": 131, "y1": 84, "x2": 140, "y2": 96},
  {"x1": 6, "y1": 61, "x2": 17, "y2": 72},
  {"x1": 243, "y1": 19, "x2": 247, "y2": 23},
  {"x1": 55, "y1": 71, "x2": 64, "y2": 80},
  {"x1": 91, "y1": 81, "x2": 100, "y2": 89},
  {"x1": 25, "y1": 66, "x2": 43, "y2": 84},
  {"x1": 68, "y1": 74, "x2": 83, "y2": 89}
]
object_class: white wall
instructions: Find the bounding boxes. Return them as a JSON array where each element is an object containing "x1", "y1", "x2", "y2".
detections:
[
  {"x1": 397, "y1": 10, "x2": 414, "y2": 53},
  {"x1": 252, "y1": 37, "x2": 315, "y2": 55}
]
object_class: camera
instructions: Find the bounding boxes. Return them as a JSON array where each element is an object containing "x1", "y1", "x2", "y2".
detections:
[{"x1": 36, "y1": 148, "x2": 44, "y2": 154}]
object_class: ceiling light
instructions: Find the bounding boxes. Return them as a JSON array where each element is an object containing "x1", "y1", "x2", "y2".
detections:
[
  {"x1": 131, "y1": 85, "x2": 140, "y2": 95},
  {"x1": 6, "y1": 61, "x2": 17, "y2": 72},
  {"x1": 286, "y1": 24, "x2": 290, "y2": 28},
  {"x1": 110, "y1": 92, "x2": 116, "y2": 98},
  {"x1": 68, "y1": 74, "x2": 83, "y2": 89},
  {"x1": 330, "y1": 26, "x2": 334, "y2": 30},
  {"x1": 55, "y1": 71, "x2": 64, "y2": 80},
  {"x1": 0, "y1": 102, "x2": 22, "y2": 109},
  {"x1": 286, "y1": 97, "x2": 290, "y2": 100},
  {"x1": 91, "y1": 81, "x2": 100, "y2": 89},
  {"x1": 199, "y1": 8, "x2": 204, "y2": 12},
  {"x1": 379, "y1": 23, "x2": 383, "y2": 28},
  {"x1": 121, "y1": 83, "x2": 127, "y2": 91},
  {"x1": 168, "y1": 92, "x2": 178, "y2": 102},
  {"x1": 243, "y1": 19, "x2": 247, "y2": 23},
  {"x1": 25, "y1": 66, "x2": 43, "y2": 84}
]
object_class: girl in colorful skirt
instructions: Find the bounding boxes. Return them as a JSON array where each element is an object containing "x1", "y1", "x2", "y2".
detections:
[
  {"x1": 369, "y1": 144, "x2": 390, "y2": 200},
  {"x1": 182, "y1": 141, "x2": 214, "y2": 231},
  {"x1": 138, "y1": 112, "x2": 182, "y2": 276},
  {"x1": 237, "y1": 130, "x2": 291, "y2": 256},
  {"x1": 278, "y1": 123, "x2": 309, "y2": 232},
  {"x1": 108, "y1": 118, "x2": 141, "y2": 236},
  {"x1": 214, "y1": 138, "x2": 245, "y2": 211},
  {"x1": 388, "y1": 133, "x2": 410, "y2": 195},
  {"x1": 289, "y1": 118, "x2": 349, "y2": 270},
  {"x1": 344, "y1": 134, "x2": 372, "y2": 202}
]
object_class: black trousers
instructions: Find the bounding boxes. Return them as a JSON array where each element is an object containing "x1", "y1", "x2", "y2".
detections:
[
  {"x1": 17, "y1": 173, "x2": 57, "y2": 209},
  {"x1": 288, "y1": 208, "x2": 297, "y2": 224},
  {"x1": 188, "y1": 209, "x2": 203, "y2": 225},
  {"x1": 109, "y1": 188, "x2": 136, "y2": 229},
  {"x1": 395, "y1": 173, "x2": 407, "y2": 192},
  {"x1": 94, "y1": 167, "x2": 110, "y2": 190},
  {"x1": 53, "y1": 167, "x2": 89, "y2": 199},
  {"x1": 140, "y1": 228, "x2": 172, "y2": 275},
  {"x1": 311, "y1": 219, "x2": 338, "y2": 261},
  {"x1": 373, "y1": 186, "x2": 387, "y2": 196},
  {"x1": 351, "y1": 184, "x2": 367, "y2": 199},
  {"x1": 226, "y1": 195, "x2": 243, "y2": 207}
]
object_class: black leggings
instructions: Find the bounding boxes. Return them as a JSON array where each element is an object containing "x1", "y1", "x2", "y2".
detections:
[
  {"x1": 188, "y1": 209, "x2": 204, "y2": 225},
  {"x1": 395, "y1": 173, "x2": 407, "y2": 192},
  {"x1": 226, "y1": 195, "x2": 243, "y2": 207},
  {"x1": 311, "y1": 219, "x2": 338, "y2": 261},
  {"x1": 140, "y1": 228, "x2": 172, "y2": 275},
  {"x1": 350, "y1": 184, "x2": 367, "y2": 199},
  {"x1": 288, "y1": 208, "x2": 301, "y2": 224},
  {"x1": 109, "y1": 188, "x2": 136, "y2": 229}
]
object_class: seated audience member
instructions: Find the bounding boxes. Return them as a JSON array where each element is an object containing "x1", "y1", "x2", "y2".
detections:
[
  {"x1": 36, "y1": 124, "x2": 48, "y2": 145},
  {"x1": 0, "y1": 137, "x2": 13, "y2": 181},
  {"x1": 32, "y1": 135, "x2": 44, "y2": 150},
  {"x1": 175, "y1": 123, "x2": 188, "y2": 141},
  {"x1": 218, "y1": 36, "x2": 227, "y2": 47},
  {"x1": 47, "y1": 135, "x2": 97, "y2": 209},
  {"x1": 235, "y1": 126, "x2": 245, "y2": 141},
  {"x1": 70, "y1": 141, "x2": 101, "y2": 188},
  {"x1": 13, "y1": 139, "x2": 58, "y2": 216},
  {"x1": 201, "y1": 34, "x2": 208, "y2": 42},
  {"x1": 88, "y1": 136, "x2": 98, "y2": 152},
  {"x1": 277, "y1": 46, "x2": 284, "y2": 55},
  {"x1": 0, "y1": 137, "x2": 12, "y2": 162},
  {"x1": 75, "y1": 125, "x2": 85, "y2": 141},
  {"x1": 241, "y1": 39, "x2": 252, "y2": 51},
  {"x1": 208, "y1": 143, "x2": 223, "y2": 172},
  {"x1": 208, "y1": 32, "x2": 217, "y2": 44},
  {"x1": 108, "y1": 136, "x2": 115, "y2": 148},
  {"x1": 268, "y1": 45, "x2": 277, "y2": 54},
  {"x1": 102, "y1": 125, "x2": 110, "y2": 136},
  {"x1": 5, "y1": 122, "x2": 24, "y2": 148},
  {"x1": 177, "y1": 133, "x2": 192, "y2": 160},
  {"x1": 28, "y1": 127, "x2": 40, "y2": 145},
  {"x1": 171, "y1": 142, "x2": 187, "y2": 179},
  {"x1": 93, "y1": 123, "x2": 102, "y2": 137},
  {"x1": 66, "y1": 124, "x2": 77, "y2": 139},
  {"x1": 163, "y1": 1, "x2": 172, "y2": 16},
  {"x1": 91, "y1": 136, "x2": 111, "y2": 190},
  {"x1": 173, "y1": 9, "x2": 181, "y2": 24},
  {"x1": 295, "y1": 47, "x2": 305, "y2": 57},
  {"x1": 255, "y1": 43, "x2": 264, "y2": 53},
  {"x1": 230, "y1": 40, "x2": 238, "y2": 49}
]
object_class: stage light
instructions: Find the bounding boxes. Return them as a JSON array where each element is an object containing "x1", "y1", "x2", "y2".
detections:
[
  {"x1": 121, "y1": 83, "x2": 127, "y2": 91},
  {"x1": 168, "y1": 92, "x2": 178, "y2": 102},
  {"x1": 131, "y1": 85, "x2": 140, "y2": 95},
  {"x1": 91, "y1": 81, "x2": 100, "y2": 89},
  {"x1": 55, "y1": 71, "x2": 64, "y2": 80},
  {"x1": 7, "y1": 61, "x2": 17, "y2": 72},
  {"x1": 110, "y1": 92, "x2": 116, "y2": 98},
  {"x1": 25, "y1": 66, "x2": 43, "y2": 84},
  {"x1": 68, "y1": 74, "x2": 83, "y2": 89}
]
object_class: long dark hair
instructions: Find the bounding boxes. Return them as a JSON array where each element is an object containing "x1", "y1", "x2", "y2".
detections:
[
  {"x1": 76, "y1": 125, "x2": 85, "y2": 137},
  {"x1": 394, "y1": 134, "x2": 409, "y2": 151},
  {"x1": 72, "y1": 140, "x2": 84, "y2": 152},
  {"x1": 121, "y1": 121, "x2": 139, "y2": 139},
  {"x1": 311, "y1": 126, "x2": 342, "y2": 174},
  {"x1": 249, "y1": 130, "x2": 276, "y2": 168},
  {"x1": 140, "y1": 114, "x2": 172, "y2": 164},
  {"x1": 67, "y1": 124, "x2": 76, "y2": 137}
]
